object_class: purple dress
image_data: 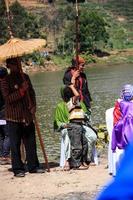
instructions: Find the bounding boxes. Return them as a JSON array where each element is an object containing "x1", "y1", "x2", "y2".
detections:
[{"x1": 112, "y1": 100, "x2": 133, "y2": 151}]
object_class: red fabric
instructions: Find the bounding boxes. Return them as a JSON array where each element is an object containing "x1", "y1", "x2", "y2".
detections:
[
  {"x1": 19, "y1": 88, "x2": 25, "y2": 97},
  {"x1": 73, "y1": 56, "x2": 85, "y2": 64},
  {"x1": 79, "y1": 77, "x2": 83, "y2": 100},
  {"x1": 113, "y1": 101, "x2": 122, "y2": 125},
  {"x1": 70, "y1": 69, "x2": 84, "y2": 101}
]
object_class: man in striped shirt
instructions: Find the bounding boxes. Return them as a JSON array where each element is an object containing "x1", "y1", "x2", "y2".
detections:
[{"x1": 1, "y1": 57, "x2": 44, "y2": 177}]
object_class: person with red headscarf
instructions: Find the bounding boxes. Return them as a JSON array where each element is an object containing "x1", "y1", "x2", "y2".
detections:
[{"x1": 63, "y1": 56, "x2": 92, "y2": 111}]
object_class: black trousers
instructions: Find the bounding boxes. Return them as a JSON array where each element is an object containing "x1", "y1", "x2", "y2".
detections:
[
  {"x1": 7, "y1": 121, "x2": 39, "y2": 174},
  {"x1": 0, "y1": 125, "x2": 10, "y2": 157}
]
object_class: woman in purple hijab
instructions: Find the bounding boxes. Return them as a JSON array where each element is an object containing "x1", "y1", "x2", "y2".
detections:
[{"x1": 112, "y1": 84, "x2": 133, "y2": 152}]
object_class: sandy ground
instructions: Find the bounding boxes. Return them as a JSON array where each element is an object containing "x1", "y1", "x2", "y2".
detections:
[{"x1": 0, "y1": 153, "x2": 112, "y2": 200}]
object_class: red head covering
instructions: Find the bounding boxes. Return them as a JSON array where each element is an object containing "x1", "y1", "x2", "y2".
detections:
[{"x1": 72, "y1": 56, "x2": 85, "y2": 67}]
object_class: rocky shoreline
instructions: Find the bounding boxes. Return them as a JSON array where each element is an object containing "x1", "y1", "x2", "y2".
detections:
[
  {"x1": 23, "y1": 49, "x2": 133, "y2": 74},
  {"x1": 22, "y1": 60, "x2": 62, "y2": 73}
]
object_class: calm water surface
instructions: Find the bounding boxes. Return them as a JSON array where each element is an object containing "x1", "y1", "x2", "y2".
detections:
[{"x1": 30, "y1": 63, "x2": 133, "y2": 162}]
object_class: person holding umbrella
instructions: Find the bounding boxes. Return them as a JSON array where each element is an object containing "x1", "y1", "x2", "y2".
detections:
[{"x1": 1, "y1": 57, "x2": 45, "y2": 177}]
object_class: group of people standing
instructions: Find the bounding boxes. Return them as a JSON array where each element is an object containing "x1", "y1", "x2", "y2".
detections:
[
  {"x1": 0, "y1": 55, "x2": 97, "y2": 177},
  {"x1": 1, "y1": 54, "x2": 133, "y2": 180},
  {"x1": 98, "y1": 84, "x2": 133, "y2": 199}
]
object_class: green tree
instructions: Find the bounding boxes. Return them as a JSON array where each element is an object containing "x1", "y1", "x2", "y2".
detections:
[
  {"x1": 10, "y1": 1, "x2": 46, "y2": 39},
  {"x1": 0, "y1": 1, "x2": 46, "y2": 44},
  {"x1": 79, "y1": 10, "x2": 109, "y2": 52},
  {"x1": 0, "y1": 0, "x2": 9, "y2": 44},
  {"x1": 57, "y1": 8, "x2": 109, "y2": 54}
]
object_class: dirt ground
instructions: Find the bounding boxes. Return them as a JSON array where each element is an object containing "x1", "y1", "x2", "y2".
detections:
[{"x1": 0, "y1": 154, "x2": 112, "y2": 200}]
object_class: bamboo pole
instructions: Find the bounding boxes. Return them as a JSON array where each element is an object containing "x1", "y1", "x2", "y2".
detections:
[
  {"x1": 75, "y1": 0, "x2": 79, "y2": 69},
  {"x1": 4, "y1": 0, "x2": 13, "y2": 38}
]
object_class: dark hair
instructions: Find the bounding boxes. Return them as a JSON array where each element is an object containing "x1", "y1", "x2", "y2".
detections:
[
  {"x1": 61, "y1": 87, "x2": 74, "y2": 102},
  {"x1": 6, "y1": 57, "x2": 21, "y2": 66},
  {"x1": 0, "y1": 67, "x2": 8, "y2": 79},
  {"x1": 6, "y1": 58, "x2": 17, "y2": 65}
]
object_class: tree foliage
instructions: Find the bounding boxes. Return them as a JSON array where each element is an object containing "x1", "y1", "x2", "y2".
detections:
[
  {"x1": 0, "y1": 0, "x2": 9, "y2": 44},
  {"x1": 57, "y1": 7, "x2": 109, "y2": 54},
  {"x1": 0, "y1": 0, "x2": 46, "y2": 44}
]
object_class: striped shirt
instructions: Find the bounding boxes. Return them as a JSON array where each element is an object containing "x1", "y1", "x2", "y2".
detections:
[{"x1": 1, "y1": 72, "x2": 36, "y2": 124}]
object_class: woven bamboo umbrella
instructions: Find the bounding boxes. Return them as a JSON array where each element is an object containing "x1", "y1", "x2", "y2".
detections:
[{"x1": 0, "y1": 37, "x2": 46, "y2": 61}]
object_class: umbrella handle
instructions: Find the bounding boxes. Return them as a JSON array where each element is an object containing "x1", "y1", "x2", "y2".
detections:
[
  {"x1": 4, "y1": 0, "x2": 14, "y2": 38},
  {"x1": 75, "y1": 0, "x2": 79, "y2": 69}
]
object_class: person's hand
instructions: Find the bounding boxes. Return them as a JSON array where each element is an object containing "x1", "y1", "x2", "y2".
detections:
[
  {"x1": 63, "y1": 124, "x2": 69, "y2": 128},
  {"x1": 19, "y1": 81, "x2": 29, "y2": 96},
  {"x1": 29, "y1": 106, "x2": 36, "y2": 115},
  {"x1": 72, "y1": 70, "x2": 80, "y2": 79},
  {"x1": 21, "y1": 81, "x2": 29, "y2": 91},
  {"x1": 72, "y1": 95, "x2": 80, "y2": 105},
  {"x1": 71, "y1": 70, "x2": 80, "y2": 84}
]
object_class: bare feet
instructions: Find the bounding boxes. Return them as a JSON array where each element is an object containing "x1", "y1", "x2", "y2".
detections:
[
  {"x1": 0, "y1": 157, "x2": 11, "y2": 165},
  {"x1": 63, "y1": 161, "x2": 70, "y2": 171},
  {"x1": 78, "y1": 164, "x2": 88, "y2": 170},
  {"x1": 89, "y1": 162, "x2": 97, "y2": 166},
  {"x1": 82, "y1": 162, "x2": 89, "y2": 168}
]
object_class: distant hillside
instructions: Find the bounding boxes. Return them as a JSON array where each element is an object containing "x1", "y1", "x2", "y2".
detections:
[
  {"x1": 103, "y1": 0, "x2": 133, "y2": 46},
  {"x1": 9, "y1": 0, "x2": 133, "y2": 49}
]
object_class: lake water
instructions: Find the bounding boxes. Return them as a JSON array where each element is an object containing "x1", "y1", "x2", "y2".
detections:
[{"x1": 30, "y1": 63, "x2": 133, "y2": 162}]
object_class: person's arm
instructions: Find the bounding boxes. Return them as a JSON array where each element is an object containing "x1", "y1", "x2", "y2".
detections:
[
  {"x1": 81, "y1": 101, "x2": 91, "y2": 122},
  {"x1": 111, "y1": 128, "x2": 117, "y2": 152},
  {"x1": 113, "y1": 100, "x2": 122, "y2": 125},
  {"x1": 1, "y1": 76, "x2": 25, "y2": 104},
  {"x1": 111, "y1": 100, "x2": 122, "y2": 152},
  {"x1": 54, "y1": 103, "x2": 69, "y2": 130},
  {"x1": 63, "y1": 69, "x2": 80, "y2": 86},
  {"x1": 26, "y1": 74, "x2": 36, "y2": 114},
  {"x1": 63, "y1": 70, "x2": 80, "y2": 99},
  {"x1": 83, "y1": 74, "x2": 92, "y2": 102},
  {"x1": 63, "y1": 70, "x2": 72, "y2": 85},
  {"x1": 69, "y1": 85, "x2": 79, "y2": 97}
]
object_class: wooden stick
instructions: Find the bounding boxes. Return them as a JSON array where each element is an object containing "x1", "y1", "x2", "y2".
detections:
[
  {"x1": 75, "y1": 0, "x2": 79, "y2": 69},
  {"x1": 4, "y1": 0, "x2": 14, "y2": 38},
  {"x1": 5, "y1": 0, "x2": 9, "y2": 12},
  {"x1": 33, "y1": 115, "x2": 50, "y2": 172}
]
